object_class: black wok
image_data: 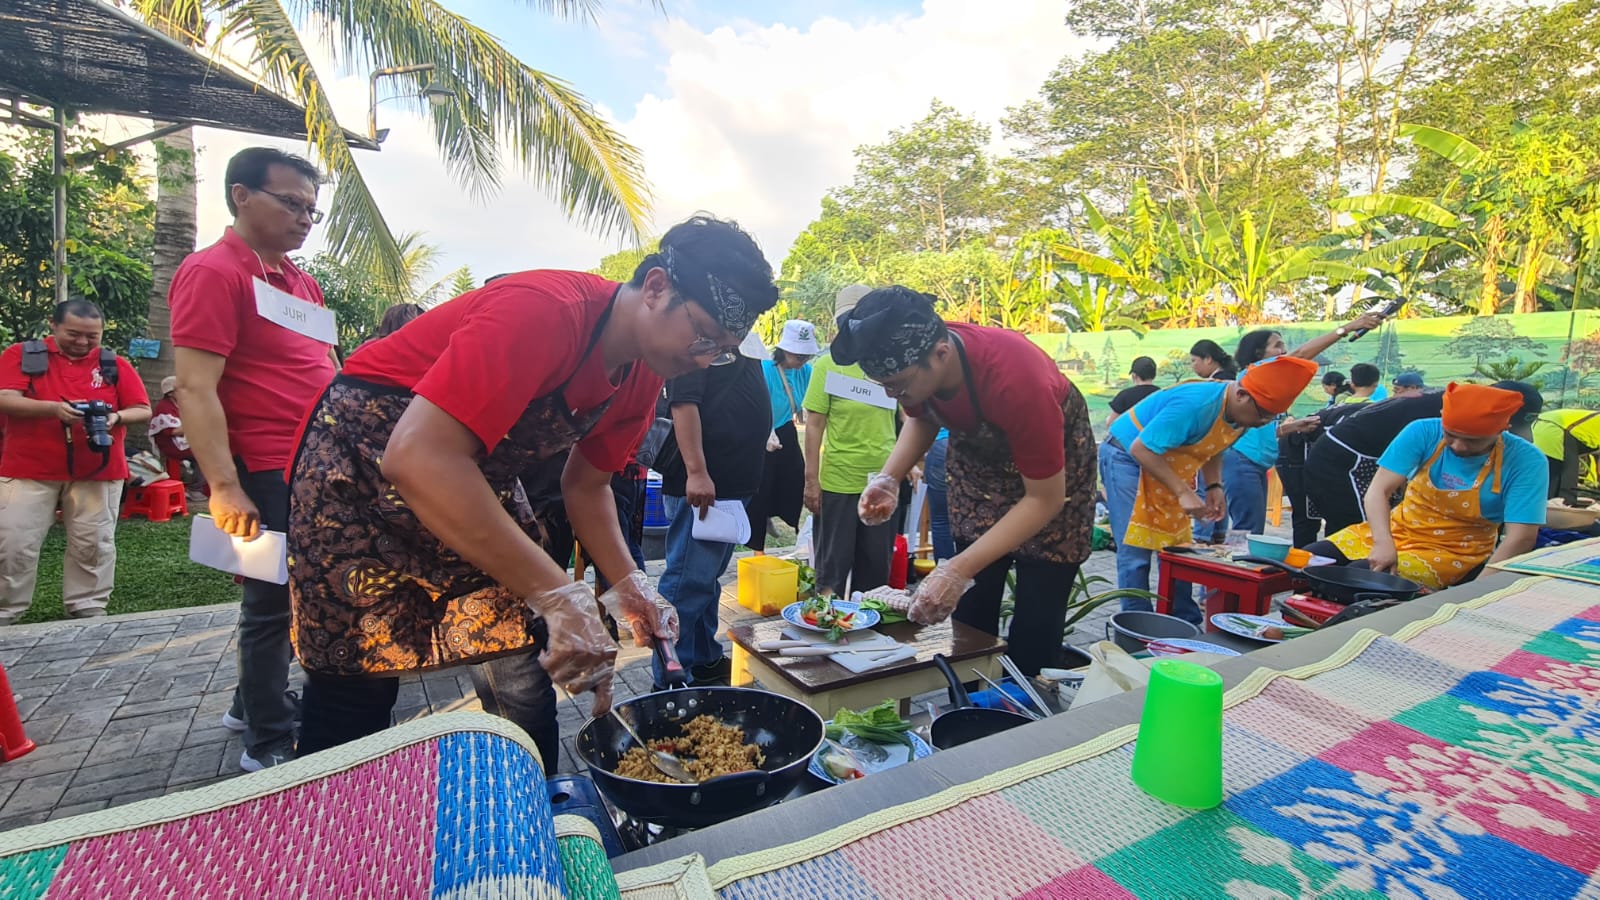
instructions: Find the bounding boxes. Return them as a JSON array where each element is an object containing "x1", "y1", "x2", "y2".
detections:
[
  {"x1": 575, "y1": 639, "x2": 824, "y2": 829},
  {"x1": 1237, "y1": 556, "x2": 1424, "y2": 604},
  {"x1": 930, "y1": 654, "x2": 1031, "y2": 750}
]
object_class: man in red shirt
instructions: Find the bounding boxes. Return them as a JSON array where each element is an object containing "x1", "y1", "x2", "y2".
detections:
[
  {"x1": 0, "y1": 300, "x2": 151, "y2": 622},
  {"x1": 169, "y1": 147, "x2": 339, "y2": 772}
]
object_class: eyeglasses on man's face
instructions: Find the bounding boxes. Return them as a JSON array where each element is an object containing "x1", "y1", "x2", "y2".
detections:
[{"x1": 255, "y1": 188, "x2": 324, "y2": 224}]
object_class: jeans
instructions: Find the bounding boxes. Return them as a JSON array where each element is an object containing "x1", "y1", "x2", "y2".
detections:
[
  {"x1": 233, "y1": 466, "x2": 298, "y2": 754},
  {"x1": 953, "y1": 550, "x2": 1080, "y2": 676},
  {"x1": 1098, "y1": 441, "x2": 1202, "y2": 624},
  {"x1": 654, "y1": 495, "x2": 747, "y2": 686},
  {"x1": 924, "y1": 437, "x2": 955, "y2": 561},
  {"x1": 1222, "y1": 449, "x2": 1269, "y2": 535}
]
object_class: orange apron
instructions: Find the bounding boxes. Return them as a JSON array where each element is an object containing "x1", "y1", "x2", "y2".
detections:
[
  {"x1": 1328, "y1": 438, "x2": 1503, "y2": 590},
  {"x1": 1122, "y1": 402, "x2": 1243, "y2": 551}
]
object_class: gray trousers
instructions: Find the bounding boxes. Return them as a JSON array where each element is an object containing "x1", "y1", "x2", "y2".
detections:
[
  {"x1": 813, "y1": 490, "x2": 895, "y2": 597},
  {"x1": 231, "y1": 466, "x2": 298, "y2": 754}
]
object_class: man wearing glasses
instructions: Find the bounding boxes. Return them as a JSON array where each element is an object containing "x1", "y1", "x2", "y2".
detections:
[
  {"x1": 1099, "y1": 355, "x2": 1318, "y2": 623},
  {"x1": 168, "y1": 147, "x2": 340, "y2": 771},
  {"x1": 650, "y1": 327, "x2": 773, "y2": 689}
]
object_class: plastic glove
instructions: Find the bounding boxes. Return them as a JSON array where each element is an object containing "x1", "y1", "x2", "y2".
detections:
[
  {"x1": 906, "y1": 561, "x2": 975, "y2": 625},
  {"x1": 766, "y1": 431, "x2": 782, "y2": 452},
  {"x1": 526, "y1": 582, "x2": 620, "y2": 716},
  {"x1": 857, "y1": 472, "x2": 899, "y2": 526},
  {"x1": 597, "y1": 570, "x2": 680, "y2": 648}
]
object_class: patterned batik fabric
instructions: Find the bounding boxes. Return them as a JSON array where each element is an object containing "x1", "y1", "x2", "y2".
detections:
[{"x1": 706, "y1": 575, "x2": 1600, "y2": 899}]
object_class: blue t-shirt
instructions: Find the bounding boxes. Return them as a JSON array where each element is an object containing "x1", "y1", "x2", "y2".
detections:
[
  {"x1": 1377, "y1": 419, "x2": 1548, "y2": 525},
  {"x1": 762, "y1": 360, "x2": 811, "y2": 427},
  {"x1": 1109, "y1": 381, "x2": 1229, "y2": 455},
  {"x1": 1233, "y1": 422, "x2": 1279, "y2": 470}
]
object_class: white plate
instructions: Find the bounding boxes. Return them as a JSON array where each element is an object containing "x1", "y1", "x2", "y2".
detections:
[
  {"x1": 1209, "y1": 613, "x2": 1288, "y2": 643},
  {"x1": 1146, "y1": 638, "x2": 1242, "y2": 658},
  {"x1": 781, "y1": 600, "x2": 880, "y2": 633},
  {"x1": 808, "y1": 728, "x2": 933, "y2": 785}
]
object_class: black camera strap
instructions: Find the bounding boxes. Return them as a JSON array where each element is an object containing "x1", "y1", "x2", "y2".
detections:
[{"x1": 62, "y1": 424, "x2": 112, "y2": 479}]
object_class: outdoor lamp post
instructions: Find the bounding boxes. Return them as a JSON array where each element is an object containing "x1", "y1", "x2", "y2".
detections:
[{"x1": 368, "y1": 63, "x2": 456, "y2": 144}]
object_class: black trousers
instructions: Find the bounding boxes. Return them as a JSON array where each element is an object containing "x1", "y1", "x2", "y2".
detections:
[
  {"x1": 951, "y1": 547, "x2": 1080, "y2": 677},
  {"x1": 1277, "y1": 464, "x2": 1324, "y2": 547}
]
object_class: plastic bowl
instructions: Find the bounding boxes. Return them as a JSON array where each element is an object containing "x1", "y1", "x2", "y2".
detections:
[{"x1": 1246, "y1": 534, "x2": 1292, "y2": 562}]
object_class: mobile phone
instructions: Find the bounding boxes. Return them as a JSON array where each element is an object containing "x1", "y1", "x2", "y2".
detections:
[{"x1": 1347, "y1": 297, "x2": 1406, "y2": 342}]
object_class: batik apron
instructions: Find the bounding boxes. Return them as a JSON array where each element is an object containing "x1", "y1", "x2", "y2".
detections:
[
  {"x1": 937, "y1": 335, "x2": 1096, "y2": 565},
  {"x1": 1121, "y1": 402, "x2": 1243, "y2": 551},
  {"x1": 1328, "y1": 439, "x2": 1502, "y2": 590},
  {"x1": 287, "y1": 304, "x2": 621, "y2": 676}
]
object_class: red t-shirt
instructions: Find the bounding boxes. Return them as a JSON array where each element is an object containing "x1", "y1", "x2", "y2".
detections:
[
  {"x1": 168, "y1": 228, "x2": 336, "y2": 472},
  {"x1": 0, "y1": 339, "x2": 149, "y2": 481},
  {"x1": 342, "y1": 270, "x2": 662, "y2": 473},
  {"x1": 906, "y1": 323, "x2": 1069, "y2": 480}
]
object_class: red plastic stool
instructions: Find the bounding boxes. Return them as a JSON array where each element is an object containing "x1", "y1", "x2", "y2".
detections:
[{"x1": 122, "y1": 479, "x2": 189, "y2": 523}]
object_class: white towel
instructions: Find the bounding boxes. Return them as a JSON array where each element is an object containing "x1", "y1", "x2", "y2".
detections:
[{"x1": 690, "y1": 499, "x2": 752, "y2": 545}]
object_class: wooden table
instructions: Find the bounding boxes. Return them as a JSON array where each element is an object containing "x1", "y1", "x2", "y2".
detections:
[
  {"x1": 1156, "y1": 548, "x2": 1296, "y2": 632},
  {"x1": 728, "y1": 618, "x2": 1008, "y2": 719}
]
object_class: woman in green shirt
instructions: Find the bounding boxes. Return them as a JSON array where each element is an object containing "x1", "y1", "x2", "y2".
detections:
[{"x1": 802, "y1": 285, "x2": 900, "y2": 596}]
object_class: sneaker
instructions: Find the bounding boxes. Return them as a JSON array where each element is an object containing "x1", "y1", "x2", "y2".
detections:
[
  {"x1": 239, "y1": 741, "x2": 295, "y2": 772},
  {"x1": 690, "y1": 657, "x2": 732, "y2": 686},
  {"x1": 67, "y1": 607, "x2": 107, "y2": 619},
  {"x1": 221, "y1": 710, "x2": 247, "y2": 732}
]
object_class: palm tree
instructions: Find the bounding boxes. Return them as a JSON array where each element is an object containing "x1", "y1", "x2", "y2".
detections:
[{"x1": 131, "y1": 0, "x2": 652, "y2": 398}]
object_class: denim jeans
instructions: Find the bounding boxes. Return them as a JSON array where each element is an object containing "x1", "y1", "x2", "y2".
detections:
[
  {"x1": 1098, "y1": 441, "x2": 1202, "y2": 624},
  {"x1": 1222, "y1": 449, "x2": 1269, "y2": 535},
  {"x1": 653, "y1": 495, "x2": 748, "y2": 686},
  {"x1": 232, "y1": 466, "x2": 298, "y2": 755},
  {"x1": 924, "y1": 437, "x2": 955, "y2": 561},
  {"x1": 596, "y1": 473, "x2": 647, "y2": 595}
]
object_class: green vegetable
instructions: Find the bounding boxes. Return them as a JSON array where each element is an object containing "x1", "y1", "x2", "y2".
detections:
[
  {"x1": 857, "y1": 597, "x2": 908, "y2": 625},
  {"x1": 828, "y1": 701, "x2": 914, "y2": 748}
]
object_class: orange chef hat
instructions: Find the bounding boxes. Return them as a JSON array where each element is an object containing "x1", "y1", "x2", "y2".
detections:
[
  {"x1": 1441, "y1": 382, "x2": 1524, "y2": 437},
  {"x1": 1238, "y1": 355, "x2": 1319, "y2": 415}
]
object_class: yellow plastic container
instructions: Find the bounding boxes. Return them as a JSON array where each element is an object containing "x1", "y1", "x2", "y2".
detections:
[{"x1": 738, "y1": 556, "x2": 799, "y2": 617}]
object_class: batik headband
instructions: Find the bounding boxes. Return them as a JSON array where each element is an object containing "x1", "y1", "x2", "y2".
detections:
[
  {"x1": 848, "y1": 310, "x2": 945, "y2": 380},
  {"x1": 661, "y1": 245, "x2": 753, "y2": 334}
]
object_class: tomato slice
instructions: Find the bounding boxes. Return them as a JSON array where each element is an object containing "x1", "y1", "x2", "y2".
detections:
[{"x1": 802, "y1": 613, "x2": 818, "y2": 625}]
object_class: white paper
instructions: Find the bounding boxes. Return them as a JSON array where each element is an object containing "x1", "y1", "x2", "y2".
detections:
[
  {"x1": 189, "y1": 514, "x2": 289, "y2": 584},
  {"x1": 690, "y1": 499, "x2": 752, "y2": 545},
  {"x1": 824, "y1": 371, "x2": 897, "y2": 410},
  {"x1": 253, "y1": 277, "x2": 337, "y2": 345}
]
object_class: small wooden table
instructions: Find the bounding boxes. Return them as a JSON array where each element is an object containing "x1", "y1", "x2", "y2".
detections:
[
  {"x1": 1156, "y1": 549, "x2": 1296, "y2": 632},
  {"x1": 728, "y1": 618, "x2": 1008, "y2": 719}
]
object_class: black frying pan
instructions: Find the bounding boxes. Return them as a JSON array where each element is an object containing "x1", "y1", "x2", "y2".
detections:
[
  {"x1": 1238, "y1": 556, "x2": 1424, "y2": 604},
  {"x1": 574, "y1": 638, "x2": 825, "y2": 829},
  {"x1": 929, "y1": 654, "x2": 1031, "y2": 750}
]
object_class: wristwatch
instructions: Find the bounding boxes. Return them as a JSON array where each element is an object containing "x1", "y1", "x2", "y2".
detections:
[
  {"x1": 1335, "y1": 326, "x2": 1348, "y2": 337},
  {"x1": 1205, "y1": 483, "x2": 1224, "y2": 492}
]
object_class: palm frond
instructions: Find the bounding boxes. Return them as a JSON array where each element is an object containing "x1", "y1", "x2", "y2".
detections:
[
  {"x1": 1329, "y1": 193, "x2": 1462, "y2": 229},
  {"x1": 1399, "y1": 124, "x2": 1485, "y2": 172},
  {"x1": 216, "y1": 0, "x2": 409, "y2": 294},
  {"x1": 291, "y1": 0, "x2": 652, "y2": 238}
]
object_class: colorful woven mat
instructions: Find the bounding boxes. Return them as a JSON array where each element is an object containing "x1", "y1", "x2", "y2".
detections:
[
  {"x1": 0, "y1": 713, "x2": 592, "y2": 898},
  {"x1": 1495, "y1": 536, "x2": 1600, "y2": 586},
  {"x1": 684, "y1": 575, "x2": 1600, "y2": 898}
]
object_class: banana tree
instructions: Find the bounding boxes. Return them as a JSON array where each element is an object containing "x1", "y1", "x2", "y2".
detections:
[{"x1": 1187, "y1": 193, "x2": 1366, "y2": 322}]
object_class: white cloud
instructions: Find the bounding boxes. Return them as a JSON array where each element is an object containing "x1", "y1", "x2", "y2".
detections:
[{"x1": 158, "y1": 1, "x2": 1084, "y2": 284}]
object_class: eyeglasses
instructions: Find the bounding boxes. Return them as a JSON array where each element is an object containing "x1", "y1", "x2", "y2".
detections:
[
  {"x1": 256, "y1": 189, "x2": 324, "y2": 224},
  {"x1": 680, "y1": 300, "x2": 739, "y2": 366}
]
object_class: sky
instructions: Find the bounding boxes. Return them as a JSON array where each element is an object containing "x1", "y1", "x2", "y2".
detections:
[{"x1": 99, "y1": 0, "x2": 1089, "y2": 286}]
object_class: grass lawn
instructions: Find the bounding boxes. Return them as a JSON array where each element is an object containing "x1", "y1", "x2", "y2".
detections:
[{"x1": 21, "y1": 517, "x2": 240, "y2": 625}]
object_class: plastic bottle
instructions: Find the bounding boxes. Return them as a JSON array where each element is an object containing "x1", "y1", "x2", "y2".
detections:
[{"x1": 889, "y1": 534, "x2": 909, "y2": 589}]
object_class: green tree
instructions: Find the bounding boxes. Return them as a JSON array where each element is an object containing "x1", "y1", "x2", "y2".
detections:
[
  {"x1": 592, "y1": 241, "x2": 656, "y2": 283},
  {"x1": 832, "y1": 100, "x2": 996, "y2": 254},
  {"x1": 0, "y1": 132, "x2": 153, "y2": 350}
]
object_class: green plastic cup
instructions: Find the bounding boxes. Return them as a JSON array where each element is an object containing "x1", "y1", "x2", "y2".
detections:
[{"x1": 1130, "y1": 659, "x2": 1224, "y2": 809}]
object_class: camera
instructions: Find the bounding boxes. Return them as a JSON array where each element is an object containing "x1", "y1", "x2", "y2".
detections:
[{"x1": 69, "y1": 400, "x2": 116, "y2": 450}]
